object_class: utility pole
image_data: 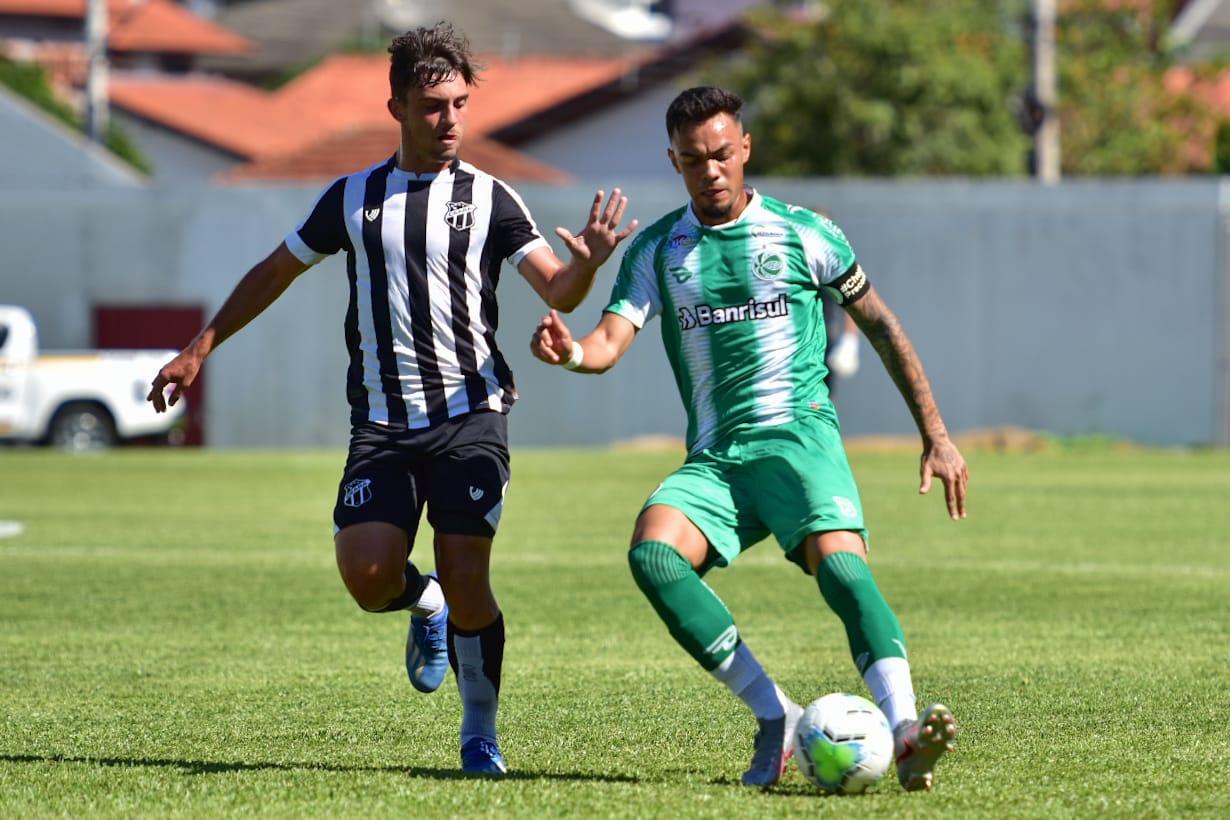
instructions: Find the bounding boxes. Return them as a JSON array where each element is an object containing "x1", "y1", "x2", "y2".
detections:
[
  {"x1": 85, "y1": 0, "x2": 109, "y2": 143},
  {"x1": 1032, "y1": 0, "x2": 1060, "y2": 183}
]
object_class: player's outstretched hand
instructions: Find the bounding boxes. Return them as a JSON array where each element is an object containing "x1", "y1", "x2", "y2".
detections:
[
  {"x1": 147, "y1": 350, "x2": 202, "y2": 413},
  {"x1": 531, "y1": 309, "x2": 575, "y2": 365},
  {"x1": 555, "y1": 189, "x2": 637, "y2": 268},
  {"x1": 919, "y1": 437, "x2": 968, "y2": 520}
]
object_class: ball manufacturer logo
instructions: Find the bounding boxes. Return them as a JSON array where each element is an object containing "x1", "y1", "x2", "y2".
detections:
[{"x1": 444, "y1": 201, "x2": 477, "y2": 231}]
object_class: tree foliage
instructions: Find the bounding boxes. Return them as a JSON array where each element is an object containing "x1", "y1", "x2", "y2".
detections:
[
  {"x1": 702, "y1": 0, "x2": 1030, "y2": 176},
  {"x1": 699, "y1": 0, "x2": 1227, "y2": 176},
  {"x1": 1056, "y1": 0, "x2": 1220, "y2": 175}
]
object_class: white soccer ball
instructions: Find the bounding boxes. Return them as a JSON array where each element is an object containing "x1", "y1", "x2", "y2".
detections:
[{"x1": 794, "y1": 692, "x2": 894, "y2": 794}]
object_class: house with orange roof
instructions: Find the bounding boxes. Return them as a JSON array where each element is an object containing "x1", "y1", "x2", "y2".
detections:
[
  {"x1": 0, "y1": 0, "x2": 249, "y2": 88},
  {"x1": 0, "y1": 0, "x2": 763, "y2": 186},
  {"x1": 218, "y1": 21, "x2": 751, "y2": 185},
  {"x1": 218, "y1": 49, "x2": 652, "y2": 185}
]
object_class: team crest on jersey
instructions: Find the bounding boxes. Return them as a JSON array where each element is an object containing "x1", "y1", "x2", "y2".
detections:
[
  {"x1": 444, "y1": 201, "x2": 477, "y2": 231},
  {"x1": 752, "y1": 247, "x2": 786, "y2": 281}
]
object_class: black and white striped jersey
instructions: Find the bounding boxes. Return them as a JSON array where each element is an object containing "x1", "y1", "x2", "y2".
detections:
[{"x1": 285, "y1": 155, "x2": 549, "y2": 429}]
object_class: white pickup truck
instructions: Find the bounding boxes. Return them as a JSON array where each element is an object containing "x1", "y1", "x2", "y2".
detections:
[{"x1": 0, "y1": 305, "x2": 186, "y2": 450}]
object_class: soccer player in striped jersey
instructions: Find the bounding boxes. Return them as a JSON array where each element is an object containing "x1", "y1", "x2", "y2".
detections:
[
  {"x1": 148, "y1": 23, "x2": 636, "y2": 776},
  {"x1": 530, "y1": 86, "x2": 965, "y2": 791}
]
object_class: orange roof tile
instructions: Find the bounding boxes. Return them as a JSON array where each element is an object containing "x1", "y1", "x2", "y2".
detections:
[
  {"x1": 0, "y1": 0, "x2": 250, "y2": 56},
  {"x1": 216, "y1": 125, "x2": 571, "y2": 185},
  {"x1": 99, "y1": 50, "x2": 642, "y2": 182},
  {"x1": 469, "y1": 54, "x2": 640, "y2": 133},
  {"x1": 272, "y1": 53, "x2": 396, "y2": 133},
  {"x1": 0, "y1": 0, "x2": 94, "y2": 15},
  {"x1": 109, "y1": 0, "x2": 250, "y2": 56},
  {"x1": 272, "y1": 52, "x2": 638, "y2": 136},
  {"x1": 108, "y1": 74, "x2": 306, "y2": 158}
]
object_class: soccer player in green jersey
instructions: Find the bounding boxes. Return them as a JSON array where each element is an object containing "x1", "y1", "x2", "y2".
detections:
[{"x1": 530, "y1": 86, "x2": 968, "y2": 791}]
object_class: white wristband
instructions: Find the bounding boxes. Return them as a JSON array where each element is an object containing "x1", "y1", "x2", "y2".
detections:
[{"x1": 561, "y1": 341, "x2": 584, "y2": 371}]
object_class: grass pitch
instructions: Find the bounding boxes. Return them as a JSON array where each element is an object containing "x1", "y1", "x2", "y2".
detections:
[{"x1": 0, "y1": 444, "x2": 1227, "y2": 818}]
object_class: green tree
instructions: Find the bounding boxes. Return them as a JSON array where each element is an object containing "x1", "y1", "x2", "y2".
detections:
[
  {"x1": 702, "y1": 0, "x2": 1030, "y2": 176},
  {"x1": 1056, "y1": 0, "x2": 1219, "y2": 175},
  {"x1": 701, "y1": 0, "x2": 1229, "y2": 176}
]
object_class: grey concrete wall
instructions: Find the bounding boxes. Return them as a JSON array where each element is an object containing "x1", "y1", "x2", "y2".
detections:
[
  {"x1": 0, "y1": 178, "x2": 1225, "y2": 448},
  {"x1": 0, "y1": 85, "x2": 144, "y2": 189}
]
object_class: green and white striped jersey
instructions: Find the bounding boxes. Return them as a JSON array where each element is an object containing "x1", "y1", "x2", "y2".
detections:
[{"x1": 605, "y1": 190, "x2": 860, "y2": 455}]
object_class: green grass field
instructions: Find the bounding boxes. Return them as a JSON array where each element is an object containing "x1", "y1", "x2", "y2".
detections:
[{"x1": 1, "y1": 445, "x2": 1227, "y2": 818}]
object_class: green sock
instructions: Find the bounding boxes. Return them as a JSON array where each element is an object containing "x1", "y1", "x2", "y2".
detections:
[
  {"x1": 628, "y1": 540, "x2": 738, "y2": 671},
  {"x1": 817, "y1": 551, "x2": 907, "y2": 674}
]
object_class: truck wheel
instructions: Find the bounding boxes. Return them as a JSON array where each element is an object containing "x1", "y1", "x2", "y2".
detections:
[{"x1": 49, "y1": 402, "x2": 117, "y2": 451}]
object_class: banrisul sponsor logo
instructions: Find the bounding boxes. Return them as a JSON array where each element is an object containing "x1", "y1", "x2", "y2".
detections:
[{"x1": 678, "y1": 294, "x2": 789, "y2": 330}]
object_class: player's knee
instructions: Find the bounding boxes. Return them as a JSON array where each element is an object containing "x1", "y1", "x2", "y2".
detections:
[
  {"x1": 338, "y1": 559, "x2": 403, "y2": 611},
  {"x1": 628, "y1": 539, "x2": 692, "y2": 593}
]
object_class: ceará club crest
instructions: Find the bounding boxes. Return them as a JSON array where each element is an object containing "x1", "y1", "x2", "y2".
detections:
[{"x1": 445, "y1": 201, "x2": 477, "y2": 231}]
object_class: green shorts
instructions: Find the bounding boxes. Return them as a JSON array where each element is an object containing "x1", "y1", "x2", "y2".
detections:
[{"x1": 642, "y1": 414, "x2": 868, "y2": 573}]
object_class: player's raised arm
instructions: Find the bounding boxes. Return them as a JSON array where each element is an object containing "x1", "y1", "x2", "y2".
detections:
[
  {"x1": 844, "y1": 284, "x2": 968, "y2": 520},
  {"x1": 519, "y1": 189, "x2": 637, "y2": 312}
]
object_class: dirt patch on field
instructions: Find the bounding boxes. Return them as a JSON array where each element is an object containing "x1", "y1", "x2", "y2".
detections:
[
  {"x1": 848, "y1": 426, "x2": 1055, "y2": 453},
  {"x1": 613, "y1": 426, "x2": 1056, "y2": 454}
]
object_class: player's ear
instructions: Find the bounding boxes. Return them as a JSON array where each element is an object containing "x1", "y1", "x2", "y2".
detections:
[
  {"x1": 387, "y1": 97, "x2": 404, "y2": 123},
  {"x1": 742, "y1": 131, "x2": 752, "y2": 164},
  {"x1": 667, "y1": 148, "x2": 681, "y2": 175}
]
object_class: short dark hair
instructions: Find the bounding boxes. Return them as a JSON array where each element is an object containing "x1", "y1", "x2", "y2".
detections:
[
  {"x1": 388, "y1": 22, "x2": 483, "y2": 100},
  {"x1": 665, "y1": 86, "x2": 743, "y2": 140}
]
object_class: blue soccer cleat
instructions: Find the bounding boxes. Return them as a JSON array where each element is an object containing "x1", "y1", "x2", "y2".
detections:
[
  {"x1": 461, "y1": 737, "x2": 508, "y2": 776},
  {"x1": 405, "y1": 574, "x2": 449, "y2": 693},
  {"x1": 742, "y1": 699, "x2": 803, "y2": 786}
]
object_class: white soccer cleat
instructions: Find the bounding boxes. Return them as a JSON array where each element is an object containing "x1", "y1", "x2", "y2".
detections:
[
  {"x1": 893, "y1": 702, "x2": 957, "y2": 792},
  {"x1": 741, "y1": 700, "x2": 803, "y2": 787}
]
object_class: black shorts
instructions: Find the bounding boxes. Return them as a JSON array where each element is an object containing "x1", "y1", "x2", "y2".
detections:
[{"x1": 332, "y1": 411, "x2": 510, "y2": 541}]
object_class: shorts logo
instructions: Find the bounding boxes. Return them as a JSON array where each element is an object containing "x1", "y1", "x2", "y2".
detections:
[
  {"x1": 704, "y1": 625, "x2": 739, "y2": 656},
  {"x1": 469, "y1": 485, "x2": 485, "y2": 501},
  {"x1": 343, "y1": 478, "x2": 372, "y2": 508},
  {"x1": 444, "y1": 201, "x2": 477, "y2": 231},
  {"x1": 832, "y1": 495, "x2": 858, "y2": 518},
  {"x1": 364, "y1": 208, "x2": 380, "y2": 222}
]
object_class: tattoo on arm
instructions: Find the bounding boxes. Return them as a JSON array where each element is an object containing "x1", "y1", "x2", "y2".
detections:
[{"x1": 846, "y1": 287, "x2": 949, "y2": 443}]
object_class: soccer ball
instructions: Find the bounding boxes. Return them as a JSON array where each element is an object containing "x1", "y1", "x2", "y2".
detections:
[{"x1": 794, "y1": 693, "x2": 894, "y2": 794}]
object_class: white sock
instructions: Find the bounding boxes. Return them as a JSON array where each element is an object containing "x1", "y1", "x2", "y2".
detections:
[
  {"x1": 410, "y1": 575, "x2": 445, "y2": 618},
  {"x1": 454, "y1": 631, "x2": 499, "y2": 743},
  {"x1": 710, "y1": 643, "x2": 788, "y2": 720},
  {"x1": 863, "y1": 656, "x2": 917, "y2": 730}
]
